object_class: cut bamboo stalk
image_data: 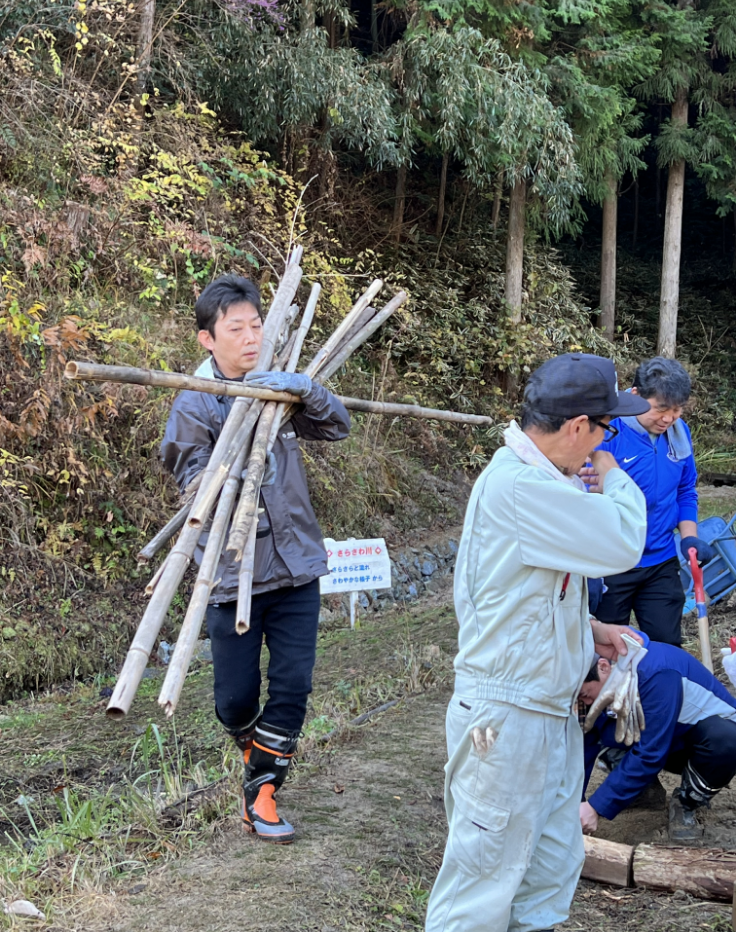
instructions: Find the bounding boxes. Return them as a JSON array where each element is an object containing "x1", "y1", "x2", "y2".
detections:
[
  {"x1": 335, "y1": 396, "x2": 492, "y2": 426},
  {"x1": 64, "y1": 361, "x2": 294, "y2": 403},
  {"x1": 227, "y1": 285, "x2": 321, "y2": 560},
  {"x1": 235, "y1": 517, "x2": 258, "y2": 635},
  {"x1": 330, "y1": 304, "x2": 377, "y2": 359},
  {"x1": 65, "y1": 359, "x2": 492, "y2": 426},
  {"x1": 233, "y1": 285, "x2": 322, "y2": 631},
  {"x1": 106, "y1": 520, "x2": 202, "y2": 719},
  {"x1": 145, "y1": 553, "x2": 169, "y2": 596},
  {"x1": 186, "y1": 399, "x2": 265, "y2": 529},
  {"x1": 158, "y1": 443, "x2": 248, "y2": 717},
  {"x1": 138, "y1": 501, "x2": 191, "y2": 564},
  {"x1": 316, "y1": 291, "x2": 407, "y2": 382},
  {"x1": 227, "y1": 403, "x2": 279, "y2": 560},
  {"x1": 303, "y1": 279, "x2": 383, "y2": 378}
]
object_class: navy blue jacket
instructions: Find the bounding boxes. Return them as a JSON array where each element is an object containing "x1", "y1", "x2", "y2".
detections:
[
  {"x1": 597, "y1": 418, "x2": 698, "y2": 568},
  {"x1": 583, "y1": 636, "x2": 736, "y2": 820}
]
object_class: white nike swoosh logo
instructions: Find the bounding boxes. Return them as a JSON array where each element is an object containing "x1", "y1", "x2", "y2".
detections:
[{"x1": 623, "y1": 457, "x2": 637, "y2": 464}]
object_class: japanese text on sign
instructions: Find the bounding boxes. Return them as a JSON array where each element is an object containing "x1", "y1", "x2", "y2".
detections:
[{"x1": 320, "y1": 538, "x2": 392, "y2": 594}]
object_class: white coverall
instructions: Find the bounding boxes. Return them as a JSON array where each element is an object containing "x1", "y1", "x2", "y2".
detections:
[{"x1": 425, "y1": 445, "x2": 647, "y2": 932}]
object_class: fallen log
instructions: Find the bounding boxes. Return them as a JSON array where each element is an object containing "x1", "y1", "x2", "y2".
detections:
[
  {"x1": 633, "y1": 843, "x2": 736, "y2": 902},
  {"x1": 582, "y1": 836, "x2": 634, "y2": 887},
  {"x1": 64, "y1": 360, "x2": 493, "y2": 426}
]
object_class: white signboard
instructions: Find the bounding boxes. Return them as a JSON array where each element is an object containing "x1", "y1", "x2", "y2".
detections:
[{"x1": 320, "y1": 538, "x2": 392, "y2": 594}]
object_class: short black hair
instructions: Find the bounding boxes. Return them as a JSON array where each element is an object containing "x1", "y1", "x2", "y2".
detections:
[
  {"x1": 195, "y1": 274, "x2": 262, "y2": 338},
  {"x1": 584, "y1": 661, "x2": 601, "y2": 683},
  {"x1": 632, "y1": 357, "x2": 691, "y2": 407}
]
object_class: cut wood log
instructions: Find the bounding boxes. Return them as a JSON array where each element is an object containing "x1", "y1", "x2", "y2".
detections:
[
  {"x1": 582, "y1": 836, "x2": 634, "y2": 888},
  {"x1": 633, "y1": 844, "x2": 736, "y2": 901}
]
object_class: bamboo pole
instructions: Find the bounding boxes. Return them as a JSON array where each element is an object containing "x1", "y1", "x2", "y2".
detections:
[
  {"x1": 227, "y1": 284, "x2": 320, "y2": 562},
  {"x1": 106, "y1": 520, "x2": 202, "y2": 718},
  {"x1": 233, "y1": 284, "x2": 322, "y2": 631},
  {"x1": 145, "y1": 553, "x2": 169, "y2": 596},
  {"x1": 138, "y1": 502, "x2": 191, "y2": 564},
  {"x1": 65, "y1": 359, "x2": 492, "y2": 426},
  {"x1": 334, "y1": 396, "x2": 491, "y2": 426},
  {"x1": 315, "y1": 291, "x2": 407, "y2": 382},
  {"x1": 235, "y1": 515, "x2": 258, "y2": 635},
  {"x1": 157, "y1": 441, "x2": 248, "y2": 718},
  {"x1": 303, "y1": 279, "x2": 383, "y2": 378},
  {"x1": 186, "y1": 399, "x2": 265, "y2": 529},
  {"x1": 65, "y1": 361, "x2": 295, "y2": 403}
]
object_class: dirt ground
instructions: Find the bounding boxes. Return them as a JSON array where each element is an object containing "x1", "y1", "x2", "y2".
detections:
[
  {"x1": 46, "y1": 590, "x2": 736, "y2": 931},
  {"x1": 3, "y1": 483, "x2": 736, "y2": 931}
]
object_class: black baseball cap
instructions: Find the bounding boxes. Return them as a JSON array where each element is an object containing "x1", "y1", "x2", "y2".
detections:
[{"x1": 526, "y1": 353, "x2": 650, "y2": 418}]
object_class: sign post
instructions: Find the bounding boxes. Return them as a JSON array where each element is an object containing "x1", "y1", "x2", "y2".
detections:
[{"x1": 321, "y1": 537, "x2": 392, "y2": 628}]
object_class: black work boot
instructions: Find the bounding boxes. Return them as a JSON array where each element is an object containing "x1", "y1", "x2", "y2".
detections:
[
  {"x1": 223, "y1": 707, "x2": 261, "y2": 770},
  {"x1": 242, "y1": 722, "x2": 298, "y2": 844},
  {"x1": 668, "y1": 762, "x2": 717, "y2": 843}
]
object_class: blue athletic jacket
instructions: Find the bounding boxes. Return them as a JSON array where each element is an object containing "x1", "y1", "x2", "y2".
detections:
[
  {"x1": 583, "y1": 635, "x2": 736, "y2": 820},
  {"x1": 597, "y1": 417, "x2": 698, "y2": 568}
]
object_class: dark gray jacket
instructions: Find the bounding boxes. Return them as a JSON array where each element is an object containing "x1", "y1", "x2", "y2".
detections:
[{"x1": 160, "y1": 360, "x2": 350, "y2": 601}]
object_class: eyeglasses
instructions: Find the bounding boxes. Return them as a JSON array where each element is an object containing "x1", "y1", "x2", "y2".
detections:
[{"x1": 589, "y1": 418, "x2": 619, "y2": 442}]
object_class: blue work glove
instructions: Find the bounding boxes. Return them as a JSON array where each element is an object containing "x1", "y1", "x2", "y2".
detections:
[
  {"x1": 680, "y1": 536, "x2": 716, "y2": 567},
  {"x1": 587, "y1": 577, "x2": 605, "y2": 616},
  {"x1": 245, "y1": 371, "x2": 312, "y2": 397},
  {"x1": 241, "y1": 451, "x2": 278, "y2": 487}
]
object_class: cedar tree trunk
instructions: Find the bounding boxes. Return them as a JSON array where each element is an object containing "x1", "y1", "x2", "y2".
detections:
[
  {"x1": 599, "y1": 171, "x2": 617, "y2": 341},
  {"x1": 658, "y1": 88, "x2": 688, "y2": 358}
]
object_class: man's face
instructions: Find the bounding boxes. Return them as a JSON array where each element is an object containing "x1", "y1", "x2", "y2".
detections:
[
  {"x1": 197, "y1": 301, "x2": 263, "y2": 379},
  {"x1": 579, "y1": 659, "x2": 611, "y2": 705},
  {"x1": 632, "y1": 390, "x2": 684, "y2": 435},
  {"x1": 562, "y1": 416, "x2": 613, "y2": 475}
]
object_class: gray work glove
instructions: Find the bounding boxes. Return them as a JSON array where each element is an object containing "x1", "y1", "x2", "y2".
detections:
[
  {"x1": 584, "y1": 634, "x2": 647, "y2": 746},
  {"x1": 241, "y1": 451, "x2": 277, "y2": 487},
  {"x1": 245, "y1": 371, "x2": 312, "y2": 396}
]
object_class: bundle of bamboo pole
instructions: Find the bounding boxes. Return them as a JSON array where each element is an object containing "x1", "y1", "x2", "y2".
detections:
[{"x1": 64, "y1": 253, "x2": 492, "y2": 719}]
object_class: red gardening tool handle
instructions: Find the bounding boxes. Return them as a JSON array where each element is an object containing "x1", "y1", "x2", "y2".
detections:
[{"x1": 688, "y1": 547, "x2": 706, "y2": 604}]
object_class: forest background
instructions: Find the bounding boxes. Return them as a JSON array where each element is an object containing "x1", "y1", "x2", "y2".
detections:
[{"x1": 0, "y1": 0, "x2": 735, "y2": 700}]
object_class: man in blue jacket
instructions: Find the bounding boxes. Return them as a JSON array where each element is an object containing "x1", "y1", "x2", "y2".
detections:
[
  {"x1": 579, "y1": 635, "x2": 736, "y2": 841},
  {"x1": 588, "y1": 357, "x2": 714, "y2": 645}
]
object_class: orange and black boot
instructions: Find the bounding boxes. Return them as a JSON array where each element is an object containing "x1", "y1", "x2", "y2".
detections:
[
  {"x1": 226, "y1": 708, "x2": 261, "y2": 769},
  {"x1": 242, "y1": 722, "x2": 297, "y2": 844}
]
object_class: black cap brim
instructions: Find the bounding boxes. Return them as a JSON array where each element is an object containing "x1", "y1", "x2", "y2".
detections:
[{"x1": 605, "y1": 392, "x2": 651, "y2": 418}]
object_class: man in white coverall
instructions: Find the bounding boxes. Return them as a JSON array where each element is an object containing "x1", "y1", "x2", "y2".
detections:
[{"x1": 424, "y1": 353, "x2": 650, "y2": 932}]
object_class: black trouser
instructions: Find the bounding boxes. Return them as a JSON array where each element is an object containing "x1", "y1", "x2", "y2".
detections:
[
  {"x1": 665, "y1": 715, "x2": 736, "y2": 791},
  {"x1": 595, "y1": 557, "x2": 685, "y2": 645},
  {"x1": 206, "y1": 579, "x2": 321, "y2": 736}
]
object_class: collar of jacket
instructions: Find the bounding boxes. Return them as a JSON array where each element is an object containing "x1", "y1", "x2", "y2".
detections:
[
  {"x1": 195, "y1": 356, "x2": 246, "y2": 384},
  {"x1": 619, "y1": 415, "x2": 691, "y2": 462}
]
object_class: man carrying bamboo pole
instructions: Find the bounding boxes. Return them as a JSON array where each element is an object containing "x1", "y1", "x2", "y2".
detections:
[
  {"x1": 161, "y1": 274, "x2": 350, "y2": 844},
  {"x1": 424, "y1": 354, "x2": 650, "y2": 932}
]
